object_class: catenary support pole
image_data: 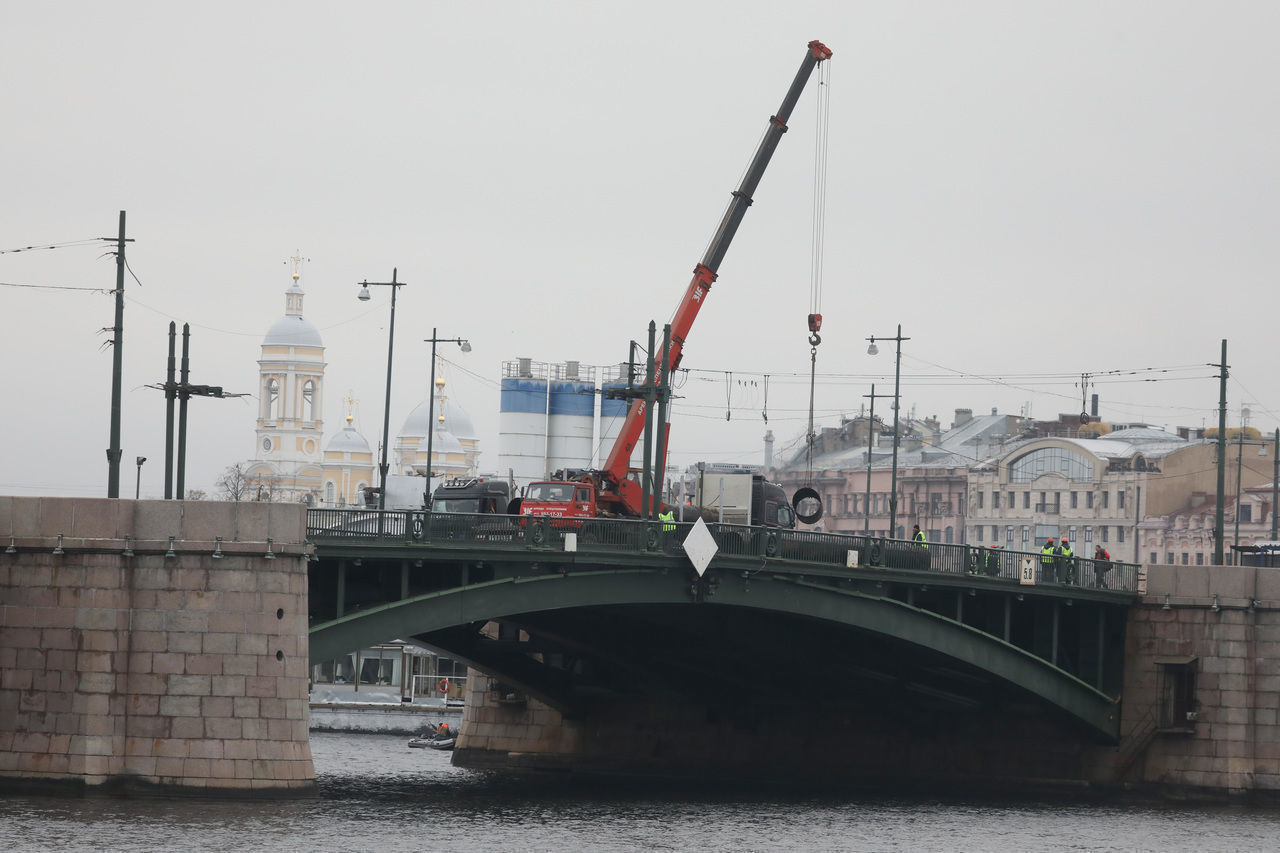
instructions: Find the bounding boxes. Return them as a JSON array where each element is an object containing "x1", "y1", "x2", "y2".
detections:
[
  {"x1": 106, "y1": 211, "x2": 128, "y2": 497},
  {"x1": 1272, "y1": 429, "x2": 1278, "y2": 541},
  {"x1": 1214, "y1": 339, "x2": 1228, "y2": 565},
  {"x1": 164, "y1": 322, "x2": 176, "y2": 499},
  {"x1": 176, "y1": 324, "x2": 191, "y2": 497}
]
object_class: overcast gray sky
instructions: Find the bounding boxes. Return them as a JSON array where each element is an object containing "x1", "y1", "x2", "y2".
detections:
[{"x1": 3, "y1": 1, "x2": 1276, "y2": 498}]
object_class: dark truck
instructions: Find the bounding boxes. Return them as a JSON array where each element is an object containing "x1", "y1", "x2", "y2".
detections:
[{"x1": 430, "y1": 477, "x2": 513, "y2": 515}]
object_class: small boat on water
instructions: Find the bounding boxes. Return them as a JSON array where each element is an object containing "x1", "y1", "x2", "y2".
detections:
[{"x1": 407, "y1": 724, "x2": 456, "y2": 750}]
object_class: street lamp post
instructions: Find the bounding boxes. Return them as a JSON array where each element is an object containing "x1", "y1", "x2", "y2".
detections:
[
  {"x1": 423, "y1": 328, "x2": 472, "y2": 508},
  {"x1": 357, "y1": 269, "x2": 405, "y2": 511},
  {"x1": 867, "y1": 324, "x2": 909, "y2": 540},
  {"x1": 135, "y1": 456, "x2": 146, "y2": 500}
]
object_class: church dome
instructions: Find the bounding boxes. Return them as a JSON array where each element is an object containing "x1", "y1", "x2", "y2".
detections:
[
  {"x1": 418, "y1": 424, "x2": 464, "y2": 455},
  {"x1": 263, "y1": 314, "x2": 323, "y2": 348},
  {"x1": 439, "y1": 403, "x2": 476, "y2": 440},
  {"x1": 398, "y1": 397, "x2": 476, "y2": 440},
  {"x1": 399, "y1": 401, "x2": 433, "y2": 439},
  {"x1": 326, "y1": 423, "x2": 371, "y2": 455}
]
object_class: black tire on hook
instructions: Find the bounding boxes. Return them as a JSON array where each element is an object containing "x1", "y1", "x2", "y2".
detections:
[{"x1": 792, "y1": 487, "x2": 823, "y2": 525}]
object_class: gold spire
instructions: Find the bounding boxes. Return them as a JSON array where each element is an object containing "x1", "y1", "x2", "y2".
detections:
[{"x1": 286, "y1": 250, "x2": 310, "y2": 282}]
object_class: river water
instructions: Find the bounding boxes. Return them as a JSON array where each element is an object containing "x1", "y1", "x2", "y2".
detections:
[{"x1": 3, "y1": 733, "x2": 1279, "y2": 852}]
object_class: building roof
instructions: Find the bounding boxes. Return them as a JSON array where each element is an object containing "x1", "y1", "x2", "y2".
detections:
[
  {"x1": 263, "y1": 314, "x2": 323, "y2": 348},
  {"x1": 399, "y1": 398, "x2": 477, "y2": 440},
  {"x1": 418, "y1": 423, "x2": 464, "y2": 454},
  {"x1": 325, "y1": 423, "x2": 371, "y2": 455}
]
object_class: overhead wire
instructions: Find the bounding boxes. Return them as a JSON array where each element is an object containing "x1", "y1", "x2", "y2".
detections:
[
  {"x1": 0, "y1": 238, "x2": 107, "y2": 255},
  {"x1": 0, "y1": 281, "x2": 109, "y2": 293}
]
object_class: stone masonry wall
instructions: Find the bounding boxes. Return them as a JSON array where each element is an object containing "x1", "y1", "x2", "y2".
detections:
[
  {"x1": 1114, "y1": 563, "x2": 1280, "y2": 795},
  {"x1": 0, "y1": 497, "x2": 315, "y2": 794}
]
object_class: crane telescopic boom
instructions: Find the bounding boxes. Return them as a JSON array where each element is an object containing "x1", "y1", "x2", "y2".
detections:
[{"x1": 597, "y1": 39, "x2": 833, "y2": 517}]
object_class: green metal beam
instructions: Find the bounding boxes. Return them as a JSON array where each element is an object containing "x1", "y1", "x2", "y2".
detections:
[{"x1": 308, "y1": 565, "x2": 1119, "y2": 741}]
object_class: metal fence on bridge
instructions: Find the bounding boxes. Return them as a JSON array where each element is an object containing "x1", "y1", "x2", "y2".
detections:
[{"x1": 306, "y1": 509, "x2": 1138, "y2": 594}]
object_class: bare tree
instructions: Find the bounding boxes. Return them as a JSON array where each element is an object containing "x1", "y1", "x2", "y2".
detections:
[
  {"x1": 185, "y1": 489, "x2": 208, "y2": 501},
  {"x1": 216, "y1": 463, "x2": 252, "y2": 502}
]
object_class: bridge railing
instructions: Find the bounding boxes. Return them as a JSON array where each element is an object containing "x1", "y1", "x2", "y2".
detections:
[{"x1": 306, "y1": 509, "x2": 1138, "y2": 593}]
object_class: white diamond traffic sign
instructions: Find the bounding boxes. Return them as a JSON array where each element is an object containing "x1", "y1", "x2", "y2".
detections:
[{"x1": 683, "y1": 518, "x2": 719, "y2": 577}]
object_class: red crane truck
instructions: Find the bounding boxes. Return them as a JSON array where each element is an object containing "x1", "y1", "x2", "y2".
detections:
[{"x1": 520, "y1": 40, "x2": 832, "y2": 525}]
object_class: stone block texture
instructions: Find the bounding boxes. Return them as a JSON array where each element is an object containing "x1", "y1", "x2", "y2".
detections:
[
  {"x1": 0, "y1": 498, "x2": 314, "y2": 793},
  {"x1": 1108, "y1": 565, "x2": 1280, "y2": 795}
]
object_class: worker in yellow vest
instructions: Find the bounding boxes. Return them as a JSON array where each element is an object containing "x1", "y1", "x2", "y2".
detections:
[
  {"x1": 1057, "y1": 537, "x2": 1075, "y2": 585},
  {"x1": 659, "y1": 508, "x2": 676, "y2": 532},
  {"x1": 1040, "y1": 538, "x2": 1057, "y2": 582}
]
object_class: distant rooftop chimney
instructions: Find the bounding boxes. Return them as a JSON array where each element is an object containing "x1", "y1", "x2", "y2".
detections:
[{"x1": 954, "y1": 408, "x2": 973, "y2": 428}]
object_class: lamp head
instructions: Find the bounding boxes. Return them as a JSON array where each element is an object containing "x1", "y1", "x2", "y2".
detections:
[
  {"x1": 460, "y1": 340, "x2": 472, "y2": 353},
  {"x1": 136, "y1": 456, "x2": 147, "y2": 466},
  {"x1": 357, "y1": 284, "x2": 372, "y2": 301},
  {"x1": 867, "y1": 340, "x2": 879, "y2": 356}
]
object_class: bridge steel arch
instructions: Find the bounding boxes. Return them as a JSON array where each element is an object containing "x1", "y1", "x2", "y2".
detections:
[{"x1": 309, "y1": 566, "x2": 1120, "y2": 741}]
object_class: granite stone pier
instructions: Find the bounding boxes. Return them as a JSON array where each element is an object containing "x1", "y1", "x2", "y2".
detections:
[{"x1": 0, "y1": 497, "x2": 315, "y2": 795}]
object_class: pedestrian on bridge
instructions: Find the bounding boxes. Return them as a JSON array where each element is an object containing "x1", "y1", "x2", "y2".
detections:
[
  {"x1": 660, "y1": 508, "x2": 676, "y2": 532},
  {"x1": 912, "y1": 524, "x2": 928, "y2": 548},
  {"x1": 1040, "y1": 538, "x2": 1057, "y2": 583},
  {"x1": 984, "y1": 545, "x2": 1002, "y2": 577},
  {"x1": 1094, "y1": 545, "x2": 1112, "y2": 589},
  {"x1": 1057, "y1": 537, "x2": 1075, "y2": 585}
]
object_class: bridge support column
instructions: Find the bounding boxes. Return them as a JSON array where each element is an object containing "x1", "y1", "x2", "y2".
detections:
[{"x1": 0, "y1": 497, "x2": 314, "y2": 795}]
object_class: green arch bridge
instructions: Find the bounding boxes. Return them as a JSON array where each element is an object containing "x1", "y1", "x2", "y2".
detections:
[{"x1": 306, "y1": 509, "x2": 1139, "y2": 742}]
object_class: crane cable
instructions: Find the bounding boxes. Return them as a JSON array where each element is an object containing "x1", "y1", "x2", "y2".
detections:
[{"x1": 795, "y1": 59, "x2": 832, "y2": 525}]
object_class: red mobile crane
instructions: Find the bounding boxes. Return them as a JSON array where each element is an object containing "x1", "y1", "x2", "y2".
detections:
[{"x1": 521, "y1": 40, "x2": 833, "y2": 522}]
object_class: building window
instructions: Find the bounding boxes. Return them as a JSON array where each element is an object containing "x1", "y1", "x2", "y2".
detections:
[
  {"x1": 945, "y1": 526, "x2": 954, "y2": 544},
  {"x1": 992, "y1": 525, "x2": 999, "y2": 542},
  {"x1": 977, "y1": 526, "x2": 984, "y2": 542},
  {"x1": 1181, "y1": 552, "x2": 1189, "y2": 565},
  {"x1": 1007, "y1": 492, "x2": 1014, "y2": 509},
  {"x1": 1102, "y1": 491, "x2": 1110, "y2": 509},
  {"x1": 263, "y1": 377, "x2": 279, "y2": 421},
  {"x1": 1166, "y1": 552, "x2": 1174, "y2": 564},
  {"x1": 1071, "y1": 491, "x2": 1078, "y2": 509},
  {"x1": 1008, "y1": 447, "x2": 1094, "y2": 482},
  {"x1": 1150, "y1": 552, "x2": 1158, "y2": 564},
  {"x1": 1024, "y1": 492, "x2": 1031, "y2": 509},
  {"x1": 1006, "y1": 525, "x2": 1014, "y2": 545},
  {"x1": 1087, "y1": 492, "x2": 1094, "y2": 509},
  {"x1": 1021, "y1": 525, "x2": 1029, "y2": 545},
  {"x1": 977, "y1": 491, "x2": 984, "y2": 509},
  {"x1": 1157, "y1": 658, "x2": 1198, "y2": 731},
  {"x1": 1118, "y1": 527, "x2": 1126, "y2": 543},
  {"x1": 302, "y1": 380, "x2": 316, "y2": 422},
  {"x1": 1084, "y1": 525, "x2": 1092, "y2": 543},
  {"x1": 1196, "y1": 553, "x2": 1204, "y2": 565},
  {"x1": 1241, "y1": 505, "x2": 1253, "y2": 523},
  {"x1": 1118, "y1": 489, "x2": 1125, "y2": 509},
  {"x1": 325, "y1": 481, "x2": 335, "y2": 504},
  {"x1": 993, "y1": 491, "x2": 1000, "y2": 509}
]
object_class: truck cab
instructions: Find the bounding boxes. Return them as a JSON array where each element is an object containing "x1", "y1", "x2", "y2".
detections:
[
  {"x1": 430, "y1": 477, "x2": 512, "y2": 515},
  {"x1": 520, "y1": 480, "x2": 597, "y2": 520}
]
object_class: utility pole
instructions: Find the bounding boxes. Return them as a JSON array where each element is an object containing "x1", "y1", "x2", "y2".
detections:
[
  {"x1": 862, "y1": 385, "x2": 893, "y2": 534},
  {"x1": 1213, "y1": 339, "x2": 1229, "y2": 566},
  {"x1": 106, "y1": 211, "x2": 133, "y2": 497},
  {"x1": 155, "y1": 323, "x2": 242, "y2": 498},
  {"x1": 1272, "y1": 428, "x2": 1278, "y2": 541}
]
